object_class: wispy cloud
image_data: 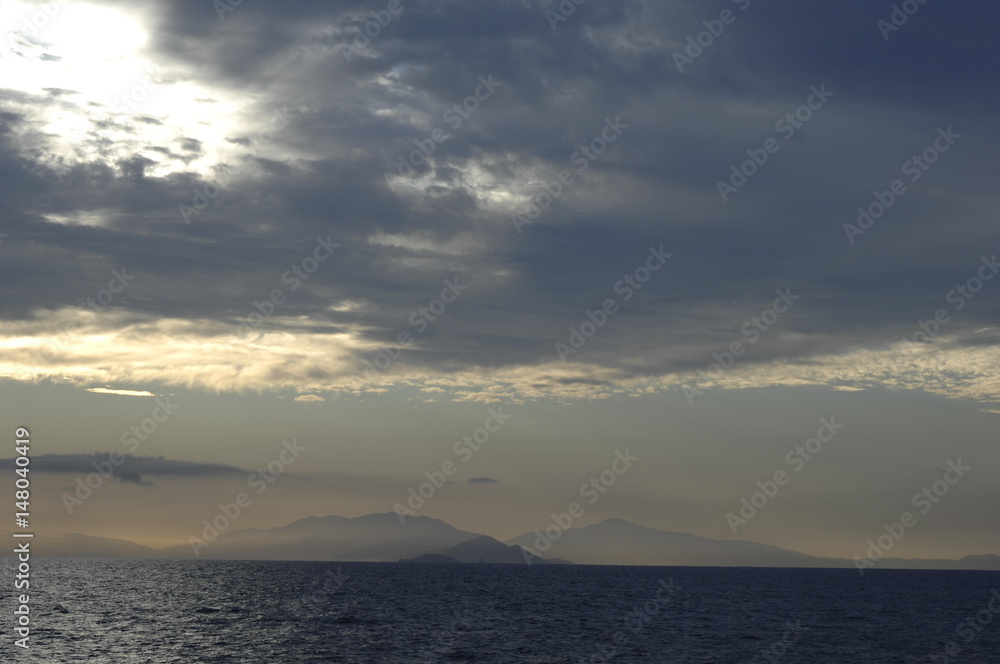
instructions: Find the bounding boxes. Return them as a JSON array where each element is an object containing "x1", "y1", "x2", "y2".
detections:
[{"x1": 86, "y1": 388, "x2": 159, "y2": 397}]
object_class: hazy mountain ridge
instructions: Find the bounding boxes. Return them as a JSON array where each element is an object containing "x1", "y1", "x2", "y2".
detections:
[
  {"x1": 156, "y1": 513, "x2": 480, "y2": 561},
  {"x1": 4, "y1": 532, "x2": 160, "y2": 559},
  {"x1": 400, "y1": 535, "x2": 572, "y2": 564},
  {"x1": 506, "y1": 518, "x2": 1000, "y2": 570},
  {"x1": 5, "y1": 514, "x2": 998, "y2": 570},
  {"x1": 506, "y1": 517, "x2": 828, "y2": 567}
]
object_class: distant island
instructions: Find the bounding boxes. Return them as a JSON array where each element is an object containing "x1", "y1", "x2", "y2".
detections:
[
  {"x1": 4, "y1": 513, "x2": 999, "y2": 571},
  {"x1": 398, "y1": 535, "x2": 573, "y2": 564}
]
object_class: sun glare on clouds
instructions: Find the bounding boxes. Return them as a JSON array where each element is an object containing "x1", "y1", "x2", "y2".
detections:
[{"x1": 0, "y1": 2, "x2": 272, "y2": 183}]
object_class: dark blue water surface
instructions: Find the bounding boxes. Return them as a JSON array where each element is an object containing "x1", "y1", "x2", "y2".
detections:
[{"x1": 4, "y1": 559, "x2": 999, "y2": 662}]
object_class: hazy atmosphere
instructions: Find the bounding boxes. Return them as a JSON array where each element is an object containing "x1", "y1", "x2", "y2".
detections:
[{"x1": 1, "y1": 0, "x2": 998, "y2": 564}]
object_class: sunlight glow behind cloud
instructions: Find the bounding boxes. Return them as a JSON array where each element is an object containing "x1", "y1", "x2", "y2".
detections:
[{"x1": 2, "y1": 307, "x2": 1000, "y2": 411}]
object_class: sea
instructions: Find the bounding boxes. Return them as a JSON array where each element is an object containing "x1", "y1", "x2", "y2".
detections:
[{"x1": 4, "y1": 559, "x2": 999, "y2": 663}]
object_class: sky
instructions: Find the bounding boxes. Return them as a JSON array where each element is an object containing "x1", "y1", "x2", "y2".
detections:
[{"x1": 0, "y1": 0, "x2": 998, "y2": 559}]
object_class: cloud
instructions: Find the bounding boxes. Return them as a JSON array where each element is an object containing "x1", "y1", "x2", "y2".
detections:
[
  {"x1": 0, "y1": 0, "x2": 996, "y2": 408},
  {"x1": 0, "y1": 453, "x2": 246, "y2": 486},
  {"x1": 3, "y1": 307, "x2": 1000, "y2": 406},
  {"x1": 468, "y1": 477, "x2": 500, "y2": 484},
  {"x1": 86, "y1": 388, "x2": 159, "y2": 397}
]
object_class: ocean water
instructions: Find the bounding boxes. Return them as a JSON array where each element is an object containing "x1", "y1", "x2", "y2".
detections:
[{"x1": 4, "y1": 559, "x2": 1000, "y2": 663}]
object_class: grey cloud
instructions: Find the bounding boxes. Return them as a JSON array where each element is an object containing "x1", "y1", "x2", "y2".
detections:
[
  {"x1": 467, "y1": 477, "x2": 500, "y2": 484},
  {"x1": 0, "y1": 454, "x2": 245, "y2": 486},
  {"x1": 1, "y1": 0, "x2": 998, "y2": 395}
]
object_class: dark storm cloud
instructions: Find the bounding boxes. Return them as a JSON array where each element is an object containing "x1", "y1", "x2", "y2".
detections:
[{"x1": 2, "y1": 0, "x2": 998, "y2": 388}]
